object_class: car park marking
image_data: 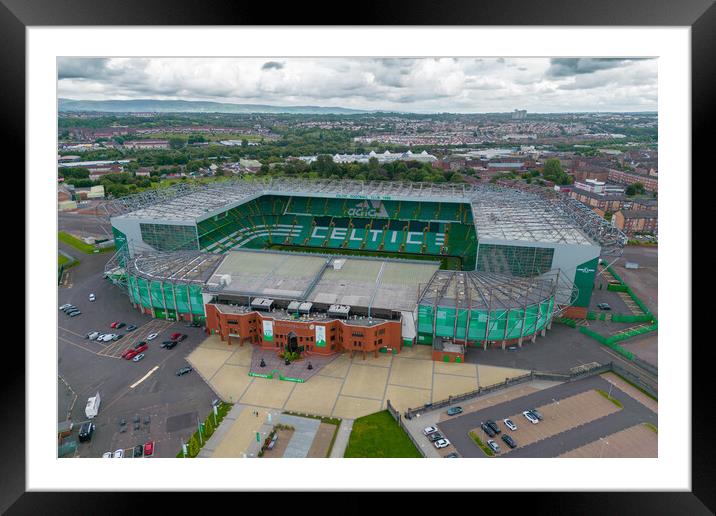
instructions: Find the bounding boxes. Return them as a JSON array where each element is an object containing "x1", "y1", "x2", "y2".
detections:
[
  {"x1": 58, "y1": 335, "x2": 100, "y2": 355},
  {"x1": 130, "y1": 366, "x2": 160, "y2": 389},
  {"x1": 58, "y1": 326, "x2": 89, "y2": 339},
  {"x1": 96, "y1": 319, "x2": 174, "y2": 358}
]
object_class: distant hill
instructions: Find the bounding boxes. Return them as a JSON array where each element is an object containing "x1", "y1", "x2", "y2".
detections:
[{"x1": 58, "y1": 98, "x2": 369, "y2": 115}]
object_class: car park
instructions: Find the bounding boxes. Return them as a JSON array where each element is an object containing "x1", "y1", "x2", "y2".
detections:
[
  {"x1": 176, "y1": 366, "x2": 193, "y2": 376},
  {"x1": 487, "y1": 439, "x2": 501, "y2": 453},
  {"x1": 481, "y1": 423, "x2": 496, "y2": 438},
  {"x1": 528, "y1": 408, "x2": 544, "y2": 420},
  {"x1": 523, "y1": 411, "x2": 539, "y2": 424},
  {"x1": 486, "y1": 420, "x2": 501, "y2": 434},
  {"x1": 132, "y1": 353, "x2": 145, "y2": 362},
  {"x1": 147, "y1": 333, "x2": 159, "y2": 341},
  {"x1": 501, "y1": 434, "x2": 517, "y2": 449},
  {"x1": 446, "y1": 406, "x2": 463, "y2": 416},
  {"x1": 434, "y1": 439, "x2": 450, "y2": 449},
  {"x1": 113, "y1": 449, "x2": 124, "y2": 459},
  {"x1": 126, "y1": 325, "x2": 137, "y2": 332},
  {"x1": 133, "y1": 445, "x2": 144, "y2": 458},
  {"x1": 503, "y1": 418, "x2": 517, "y2": 431},
  {"x1": 144, "y1": 441, "x2": 154, "y2": 457},
  {"x1": 423, "y1": 426, "x2": 438, "y2": 436},
  {"x1": 88, "y1": 293, "x2": 96, "y2": 302},
  {"x1": 78, "y1": 422, "x2": 95, "y2": 442}
]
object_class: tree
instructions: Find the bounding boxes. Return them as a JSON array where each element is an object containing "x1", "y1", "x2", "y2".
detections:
[{"x1": 169, "y1": 136, "x2": 187, "y2": 150}]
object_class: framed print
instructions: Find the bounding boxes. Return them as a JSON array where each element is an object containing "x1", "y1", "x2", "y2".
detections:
[{"x1": 4, "y1": 0, "x2": 710, "y2": 513}]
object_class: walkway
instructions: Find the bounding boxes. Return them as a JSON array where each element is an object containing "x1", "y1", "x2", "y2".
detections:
[{"x1": 329, "y1": 418, "x2": 354, "y2": 458}]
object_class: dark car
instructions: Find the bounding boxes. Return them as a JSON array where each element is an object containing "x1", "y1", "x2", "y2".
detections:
[
  {"x1": 444, "y1": 452, "x2": 460, "y2": 458},
  {"x1": 172, "y1": 334, "x2": 188, "y2": 342},
  {"x1": 481, "y1": 422, "x2": 496, "y2": 438},
  {"x1": 446, "y1": 406, "x2": 463, "y2": 416},
  {"x1": 126, "y1": 325, "x2": 137, "y2": 332},
  {"x1": 78, "y1": 422, "x2": 95, "y2": 442},
  {"x1": 116, "y1": 322, "x2": 126, "y2": 329},
  {"x1": 133, "y1": 444, "x2": 144, "y2": 458},
  {"x1": 164, "y1": 341, "x2": 177, "y2": 350},
  {"x1": 486, "y1": 420, "x2": 501, "y2": 434},
  {"x1": 428, "y1": 432, "x2": 444, "y2": 443},
  {"x1": 176, "y1": 366, "x2": 193, "y2": 376},
  {"x1": 134, "y1": 340, "x2": 147, "y2": 349},
  {"x1": 501, "y1": 434, "x2": 517, "y2": 449}
]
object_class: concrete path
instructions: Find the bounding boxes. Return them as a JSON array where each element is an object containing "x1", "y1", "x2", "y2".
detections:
[
  {"x1": 280, "y1": 414, "x2": 321, "y2": 458},
  {"x1": 329, "y1": 418, "x2": 354, "y2": 458},
  {"x1": 197, "y1": 404, "x2": 245, "y2": 457}
]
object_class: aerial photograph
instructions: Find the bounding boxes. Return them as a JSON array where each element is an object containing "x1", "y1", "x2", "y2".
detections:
[{"x1": 56, "y1": 57, "x2": 658, "y2": 459}]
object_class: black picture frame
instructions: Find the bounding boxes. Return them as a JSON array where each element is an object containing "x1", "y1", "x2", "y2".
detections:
[{"x1": 5, "y1": 0, "x2": 708, "y2": 513}]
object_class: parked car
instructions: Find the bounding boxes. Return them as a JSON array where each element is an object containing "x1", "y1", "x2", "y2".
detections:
[
  {"x1": 126, "y1": 325, "x2": 137, "y2": 332},
  {"x1": 102, "y1": 452, "x2": 112, "y2": 458},
  {"x1": 528, "y1": 408, "x2": 544, "y2": 421},
  {"x1": 423, "y1": 426, "x2": 438, "y2": 436},
  {"x1": 172, "y1": 334, "x2": 187, "y2": 342},
  {"x1": 88, "y1": 293, "x2": 96, "y2": 302},
  {"x1": 176, "y1": 366, "x2": 193, "y2": 376},
  {"x1": 59, "y1": 303, "x2": 72, "y2": 310},
  {"x1": 78, "y1": 422, "x2": 95, "y2": 442},
  {"x1": 133, "y1": 445, "x2": 144, "y2": 458},
  {"x1": 597, "y1": 303, "x2": 612, "y2": 311},
  {"x1": 112, "y1": 334, "x2": 123, "y2": 341},
  {"x1": 95, "y1": 333, "x2": 107, "y2": 341},
  {"x1": 503, "y1": 418, "x2": 517, "y2": 431},
  {"x1": 434, "y1": 439, "x2": 450, "y2": 449},
  {"x1": 447, "y1": 406, "x2": 463, "y2": 416},
  {"x1": 116, "y1": 322, "x2": 126, "y2": 329},
  {"x1": 160, "y1": 340, "x2": 175, "y2": 348},
  {"x1": 147, "y1": 333, "x2": 159, "y2": 341},
  {"x1": 428, "y1": 432, "x2": 444, "y2": 443},
  {"x1": 501, "y1": 434, "x2": 517, "y2": 449},
  {"x1": 164, "y1": 341, "x2": 177, "y2": 350},
  {"x1": 113, "y1": 449, "x2": 124, "y2": 459},
  {"x1": 143, "y1": 441, "x2": 154, "y2": 457},
  {"x1": 110, "y1": 321, "x2": 120, "y2": 328},
  {"x1": 170, "y1": 332, "x2": 182, "y2": 340},
  {"x1": 481, "y1": 422, "x2": 496, "y2": 437},
  {"x1": 444, "y1": 452, "x2": 460, "y2": 458},
  {"x1": 125, "y1": 344, "x2": 148, "y2": 360},
  {"x1": 487, "y1": 439, "x2": 501, "y2": 453},
  {"x1": 486, "y1": 420, "x2": 501, "y2": 434},
  {"x1": 507, "y1": 345, "x2": 518, "y2": 351},
  {"x1": 101, "y1": 334, "x2": 116, "y2": 342},
  {"x1": 68, "y1": 310, "x2": 82, "y2": 317},
  {"x1": 61, "y1": 305, "x2": 76, "y2": 313},
  {"x1": 523, "y1": 411, "x2": 539, "y2": 424},
  {"x1": 134, "y1": 341, "x2": 147, "y2": 349},
  {"x1": 86, "y1": 331, "x2": 99, "y2": 340},
  {"x1": 132, "y1": 353, "x2": 145, "y2": 362}
]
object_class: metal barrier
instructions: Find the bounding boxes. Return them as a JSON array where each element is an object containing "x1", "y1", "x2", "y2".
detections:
[
  {"x1": 387, "y1": 399, "x2": 426, "y2": 458},
  {"x1": 632, "y1": 356, "x2": 658, "y2": 377},
  {"x1": 404, "y1": 362, "x2": 655, "y2": 419}
]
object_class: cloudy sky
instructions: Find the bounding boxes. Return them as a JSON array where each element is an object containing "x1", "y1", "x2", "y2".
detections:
[{"x1": 57, "y1": 57, "x2": 657, "y2": 113}]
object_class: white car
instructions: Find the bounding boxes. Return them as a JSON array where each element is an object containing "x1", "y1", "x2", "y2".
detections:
[
  {"x1": 487, "y1": 439, "x2": 501, "y2": 453},
  {"x1": 59, "y1": 303, "x2": 72, "y2": 310},
  {"x1": 503, "y1": 418, "x2": 517, "y2": 431},
  {"x1": 88, "y1": 293, "x2": 96, "y2": 302},
  {"x1": 86, "y1": 331, "x2": 99, "y2": 340},
  {"x1": 147, "y1": 333, "x2": 159, "y2": 341},
  {"x1": 102, "y1": 452, "x2": 113, "y2": 458},
  {"x1": 113, "y1": 449, "x2": 124, "y2": 458},
  {"x1": 423, "y1": 426, "x2": 438, "y2": 436},
  {"x1": 523, "y1": 411, "x2": 539, "y2": 424},
  {"x1": 132, "y1": 353, "x2": 145, "y2": 362},
  {"x1": 434, "y1": 438, "x2": 450, "y2": 449},
  {"x1": 101, "y1": 334, "x2": 116, "y2": 342}
]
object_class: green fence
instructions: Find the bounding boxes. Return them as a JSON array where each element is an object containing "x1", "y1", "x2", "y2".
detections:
[
  {"x1": 578, "y1": 327, "x2": 635, "y2": 360},
  {"x1": 604, "y1": 264, "x2": 655, "y2": 320},
  {"x1": 611, "y1": 313, "x2": 654, "y2": 323}
]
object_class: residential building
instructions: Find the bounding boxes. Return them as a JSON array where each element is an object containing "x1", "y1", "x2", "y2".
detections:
[
  {"x1": 612, "y1": 210, "x2": 658, "y2": 237},
  {"x1": 123, "y1": 139, "x2": 170, "y2": 150}
]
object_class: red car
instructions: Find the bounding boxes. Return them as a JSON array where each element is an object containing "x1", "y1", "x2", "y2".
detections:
[
  {"x1": 124, "y1": 343, "x2": 148, "y2": 360},
  {"x1": 171, "y1": 334, "x2": 188, "y2": 342},
  {"x1": 110, "y1": 321, "x2": 120, "y2": 329},
  {"x1": 170, "y1": 332, "x2": 182, "y2": 340},
  {"x1": 143, "y1": 441, "x2": 154, "y2": 457}
]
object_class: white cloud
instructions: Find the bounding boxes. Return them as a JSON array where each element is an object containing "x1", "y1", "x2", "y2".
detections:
[{"x1": 57, "y1": 57, "x2": 657, "y2": 113}]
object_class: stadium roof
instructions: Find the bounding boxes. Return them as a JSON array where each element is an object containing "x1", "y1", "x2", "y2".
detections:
[{"x1": 105, "y1": 178, "x2": 626, "y2": 253}]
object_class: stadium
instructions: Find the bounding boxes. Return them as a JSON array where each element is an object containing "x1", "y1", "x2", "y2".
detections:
[{"x1": 103, "y1": 178, "x2": 627, "y2": 362}]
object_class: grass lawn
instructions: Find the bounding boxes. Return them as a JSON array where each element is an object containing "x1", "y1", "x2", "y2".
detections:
[
  {"x1": 344, "y1": 410, "x2": 422, "y2": 458},
  {"x1": 58, "y1": 254, "x2": 70, "y2": 266},
  {"x1": 58, "y1": 231, "x2": 97, "y2": 253},
  {"x1": 595, "y1": 388, "x2": 624, "y2": 409},
  {"x1": 469, "y1": 430, "x2": 494, "y2": 456}
]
